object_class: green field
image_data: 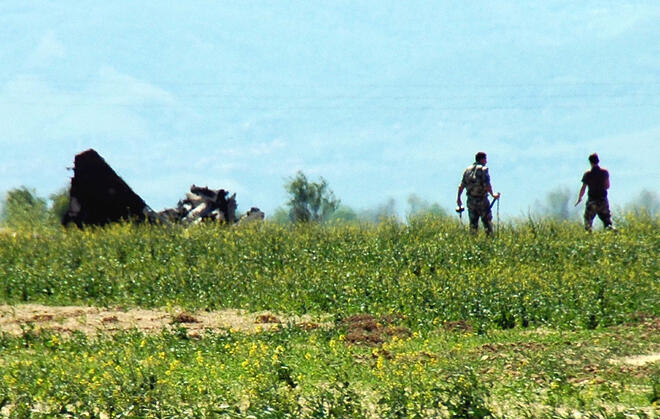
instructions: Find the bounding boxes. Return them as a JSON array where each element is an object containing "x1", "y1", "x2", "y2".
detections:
[{"x1": 0, "y1": 215, "x2": 658, "y2": 417}]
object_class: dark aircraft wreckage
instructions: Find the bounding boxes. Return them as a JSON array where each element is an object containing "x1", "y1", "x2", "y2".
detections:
[{"x1": 61, "y1": 149, "x2": 261, "y2": 228}]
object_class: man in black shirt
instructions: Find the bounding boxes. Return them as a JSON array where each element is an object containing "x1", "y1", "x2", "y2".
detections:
[{"x1": 575, "y1": 153, "x2": 614, "y2": 231}]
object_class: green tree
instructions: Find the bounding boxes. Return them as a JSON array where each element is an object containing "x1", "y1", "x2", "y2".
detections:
[
  {"x1": 269, "y1": 207, "x2": 291, "y2": 224},
  {"x1": 48, "y1": 187, "x2": 70, "y2": 223},
  {"x1": 285, "y1": 171, "x2": 340, "y2": 223},
  {"x1": 537, "y1": 187, "x2": 578, "y2": 220},
  {"x1": 359, "y1": 198, "x2": 399, "y2": 223},
  {"x1": 626, "y1": 189, "x2": 659, "y2": 217},
  {"x1": 1, "y1": 186, "x2": 49, "y2": 228},
  {"x1": 406, "y1": 193, "x2": 448, "y2": 222},
  {"x1": 329, "y1": 205, "x2": 358, "y2": 223}
]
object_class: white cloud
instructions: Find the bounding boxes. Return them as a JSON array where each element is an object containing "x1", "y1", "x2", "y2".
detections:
[
  {"x1": 94, "y1": 66, "x2": 176, "y2": 106},
  {"x1": 478, "y1": 2, "x2": 660, "y2": 47},
  {"x1": 27, "y1": 31, "x2": 66, "y2": 68},
  {"x1": 0, "y1": 68, "x2": 185, "y2": 202},
  {"x1": 0, "y1": 67, "x2": 178, "y2": 145},
  {"x1": 585, "y1": 5, "x2": 658, "y2": 40}
]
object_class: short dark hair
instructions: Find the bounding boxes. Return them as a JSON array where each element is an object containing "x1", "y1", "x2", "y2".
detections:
[
  {"x1": 475, "y1": 152, "x2": 487, "y2": 162},
  {"x1": 588, "y1": 153, "x2": 599, "y2": 164}
]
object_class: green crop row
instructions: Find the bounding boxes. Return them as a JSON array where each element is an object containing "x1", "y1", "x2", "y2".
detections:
[{"x1": 1, "y1": 214, "x2": 658, "y2": 331}]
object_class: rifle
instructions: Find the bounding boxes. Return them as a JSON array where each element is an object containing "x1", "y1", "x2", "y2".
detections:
[
  {"x1": 489, "y1": 195, "x2": 501, "y2": 236},
  {"x1": 489, "y1": 195, "x2": 499, "y2": 209}
]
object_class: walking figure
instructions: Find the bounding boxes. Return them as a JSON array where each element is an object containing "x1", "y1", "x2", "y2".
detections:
[
  {"x1": 575, "y1": 153, "x2": 615, "y2": 231},
  {"x1": 457, "y1": 152, "x2": 501, "y2": 235}
]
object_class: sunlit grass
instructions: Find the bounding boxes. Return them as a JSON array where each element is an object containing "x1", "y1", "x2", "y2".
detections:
[
  {"x1": 0, "y1": 215, "x2": 657, "y2": 330},
  {"x1": 0, "y1": 215, "x2": 658, "y2": 416}
]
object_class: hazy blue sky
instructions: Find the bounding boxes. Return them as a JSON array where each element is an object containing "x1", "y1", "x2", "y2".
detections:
[{"x1": 2, "y1": 2, "x2": 659, "y2": 218}]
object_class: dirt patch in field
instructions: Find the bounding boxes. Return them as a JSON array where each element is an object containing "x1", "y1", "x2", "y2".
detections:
[
  {"x1": 610, "y1": 353, "x2": 660, "y2": 367},
  {"x1": 443, "y1": 320, "x2": 474, "y2": 333},
  {"x1": 0, "y1": 304, "x2": 330, "y2": 336},
  {"x1": 479, "y1": 341, "x2": 549, "y2": 354},
  {"x1": 340, "y1": 313, "x2": 411, "y2": 346}
]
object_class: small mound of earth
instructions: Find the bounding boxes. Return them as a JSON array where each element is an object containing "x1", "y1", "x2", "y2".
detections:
[
  {"x1": 295, "y1": 322, "x2": 321, "y2": 331},
  {"x1": 443, "y1": 320, "x2": 474, "y2": 333},
  {"x1": 171, "y1": 312, "x2": 199, "y2": 324},
  {"x1": 0, "y1": 304, "x2": 329, "y2": 336},
  {"x1": 255, "y1": 314, "x2": 281, "y2": 324},
  {"x1": 340, "y1": 313, "x2": 411, "y2": 346}
]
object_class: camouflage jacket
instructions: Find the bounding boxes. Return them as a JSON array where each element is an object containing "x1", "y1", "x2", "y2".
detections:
[{"x1": 461, "y1": 163, "x2": 491, "y2": 198}]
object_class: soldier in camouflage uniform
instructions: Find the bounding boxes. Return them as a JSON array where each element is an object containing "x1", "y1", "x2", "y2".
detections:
[
  {"x1": 457, "y1": 152, "x2": 501, "y2": 235},
  {"x1": 575, "y1": 153, "x2": 614, "y2": 231}
]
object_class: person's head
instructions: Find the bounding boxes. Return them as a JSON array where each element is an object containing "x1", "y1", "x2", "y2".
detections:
[
  {"x1": 475, "y1": 152, "x2": 487, "y2": 164},
  {"x1": 588, "y1": 153, "x2": 599, "y2": 165}
]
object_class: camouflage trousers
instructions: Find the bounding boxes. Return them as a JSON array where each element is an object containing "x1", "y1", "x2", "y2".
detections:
[
  {"x1": 467, "y1": 196, "x2": 493, "y2": 235},
  {"x1": 584, "y1": 198, "x2": 612, "y2": 231}
]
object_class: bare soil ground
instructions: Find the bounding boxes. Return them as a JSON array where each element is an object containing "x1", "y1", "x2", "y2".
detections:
[
  {"x1": 0, "y1": 304, "x2": 329, "y2": 336},
  {"x1": 2, "y1": 305, "x2": 659, "y2": 368},
  {"x1": 613, "y1": 353, "x2": 660, "y2": 367}
]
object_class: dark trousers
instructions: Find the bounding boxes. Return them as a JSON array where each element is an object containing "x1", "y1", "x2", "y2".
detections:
[{"x1": 467, "y1": 196, "x2": 493, "y2": 235}]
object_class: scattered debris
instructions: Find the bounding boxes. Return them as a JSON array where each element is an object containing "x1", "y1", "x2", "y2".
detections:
[
  {"x1": 158, "y1": 185, "x2": 238, "y2": 225},
  {"x1": 237, "y1": 207, "x2": 265, "y2": 225}
]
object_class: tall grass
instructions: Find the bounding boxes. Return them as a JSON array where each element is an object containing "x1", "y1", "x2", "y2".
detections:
[{"x1": 0, "y1": 214, "x2": 657, "y2": 331}]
